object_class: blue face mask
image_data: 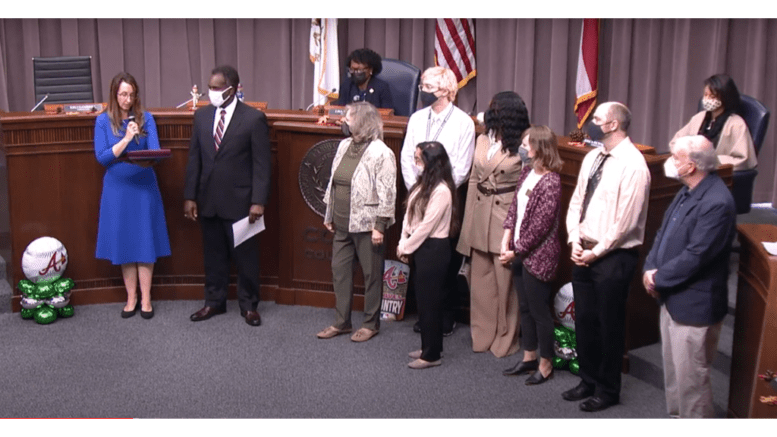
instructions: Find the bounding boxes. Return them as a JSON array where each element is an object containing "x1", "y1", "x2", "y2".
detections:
[
  {"x1": 518, "y1": 146, "x2": 531, "y2": 165},
  {"x1": 585, "y1": 120, "x2": 608, "y2": 142}
]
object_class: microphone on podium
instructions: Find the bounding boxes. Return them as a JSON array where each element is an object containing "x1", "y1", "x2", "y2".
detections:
[
  {"x1": 305, "y1": 88, "x2": 337, "y2": 111},
  {"x1": 30, "y1": 94, "x2": 49, "y2": 112},
  {"x1": 127, "y1": 115, "x2": 139, "y2": 144}
]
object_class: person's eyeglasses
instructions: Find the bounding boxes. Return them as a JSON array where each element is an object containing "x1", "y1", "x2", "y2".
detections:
[
  {"x1": 117, "y1": 92, "x2": 134, "y2": 99},
  {"x1": 418, "y1": 84, "x2": 438, "y2": 93},
  {"x1": 349, "y1": 68, "x2": 369, "y2": 75}
]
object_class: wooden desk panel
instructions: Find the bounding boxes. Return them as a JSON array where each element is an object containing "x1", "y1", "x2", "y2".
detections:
[{"x1": 728, "y1": 224, "x2": 777, "y2": 418}]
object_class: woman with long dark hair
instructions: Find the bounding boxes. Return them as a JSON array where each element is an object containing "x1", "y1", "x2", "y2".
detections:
[
  {"x1": 94, "y1": 72, "x2": 170, "y2": 319},
  {"x1": 397, "y1": 141, "x2": 459, "y2": 369},
  {"x1": 456, "y1": 91, "x2": 530, "y2": 358},
  {"x1": 672, "y1": 73, "x2": 756, "y2": 171}
]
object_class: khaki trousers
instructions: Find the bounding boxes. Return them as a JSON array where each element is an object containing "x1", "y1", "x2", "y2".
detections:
[
  {"x1": 469, "y1": 249, "x2": 519, "y2": 357},
  {"x1": 331, "y1": 229, "x2": 384, "y2": 331},
  {"x1": 660, "y1": 305, "x2": 723, "y2": 418}
]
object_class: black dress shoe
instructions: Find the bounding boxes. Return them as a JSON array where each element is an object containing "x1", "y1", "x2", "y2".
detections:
[
  {"x1": 121, "y1": 302, "x2": 138, "y2": 319},
  {"x1": 443, "y1": 321, "x2": 456, "y2": 337},
  {"x1": 579, "y1": 396, "x2": 618, "y2": 412},
  {"x1": 190, "y1": 306, "x2": 226, "y2": 322},
  {"x1": 525, "y1": 369, "x2": 554, "y2": 385},
  {"x1": 562, "y1": 382, "x2": 595, "y2": 401},
  {"x1": 242, "y1": 310, "x2": 262, "y2": 326},
  {"x1": 413, "y1": 321, "x2": 421, "y2": 333},
  {"x1": 140, "y1": 308, "x2": 154, "y2": 320},
  {"x1": 503, "y1": 359, "x2": 539, "y2": 376}
]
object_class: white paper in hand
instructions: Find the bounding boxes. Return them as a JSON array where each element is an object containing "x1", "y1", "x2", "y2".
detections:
[{"x1": 232, "y1": 215, "x2": 265, "y2": 248}]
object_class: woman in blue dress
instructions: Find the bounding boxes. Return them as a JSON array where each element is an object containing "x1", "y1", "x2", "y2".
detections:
[{"x1": 94, "y1": 72, "x2": 171, "y2": 320}]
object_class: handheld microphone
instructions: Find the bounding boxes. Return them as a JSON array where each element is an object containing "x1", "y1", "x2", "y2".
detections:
[
  {"x1": 127, "y1": 115, "x2": 139, "y2": 144},
  {"x1": 30, "y1": 94, "x2": 49, "y2": 112}
]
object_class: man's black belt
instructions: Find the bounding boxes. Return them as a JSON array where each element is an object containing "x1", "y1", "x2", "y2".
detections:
[{"x1": 476, "y1": 183, "x2": 515, "y2": 196}]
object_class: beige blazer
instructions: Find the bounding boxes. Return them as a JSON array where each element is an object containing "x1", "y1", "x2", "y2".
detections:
[
  {"x1": 672, "y1": 111, "x2": 757, "y2": 171},
  {"x1": 456, "y1": 134, "x2": 523, "y2": 256}
]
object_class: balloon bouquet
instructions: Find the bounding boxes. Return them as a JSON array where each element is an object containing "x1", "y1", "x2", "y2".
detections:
[
  {"x1": 553, "y1": 282, "x2": 579, "y2": 374},
  {"x1": 17, "y1": 237, "x2": 75, "y2": 324}
]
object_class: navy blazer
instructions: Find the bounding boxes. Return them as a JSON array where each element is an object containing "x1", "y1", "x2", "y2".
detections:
[
  {"x1": 643, "y1": 173, "x2": 736, "y2": 326},
  {"x1": 333, "y1": 76, "x2": 394, "y2": 112},
  {"x1": 183, "y1": 100, "x2": 271, "y2": 221}
]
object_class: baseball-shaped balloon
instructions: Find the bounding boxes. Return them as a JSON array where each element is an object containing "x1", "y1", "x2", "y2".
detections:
[
  {"x1": 554, "y1": 282, "x2": 576, "y2": 331},
  {"x1": 21, "y1": 237, "x2": 68, "y2": 283}
]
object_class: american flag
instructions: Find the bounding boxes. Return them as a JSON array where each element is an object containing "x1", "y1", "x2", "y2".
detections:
[
  {"x1": 575, "y1": 19, "x2": 599, "y2": 128},
  {"x1": 434, "y1": 19, "x2": 477, "y2": 88}
]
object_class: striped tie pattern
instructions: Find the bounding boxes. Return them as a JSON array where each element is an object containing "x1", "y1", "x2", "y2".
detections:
[{"x1": 214, "y1": 109, "x2": 226, "y2": 150}]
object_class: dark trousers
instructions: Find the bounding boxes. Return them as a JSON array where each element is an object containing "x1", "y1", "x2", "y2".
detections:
[
  {"x1": 200, "y1": 215, "x2": 260, "y2": 312},
  {"x1": 572, "y1": 248, "x2": 639, "y2": 403},
  {"x1": 413, "y1": 238, "x2": 451, "y2": 362},
  {"x1": 512, "y1": 262, "x2": 555, "y2": 359}
]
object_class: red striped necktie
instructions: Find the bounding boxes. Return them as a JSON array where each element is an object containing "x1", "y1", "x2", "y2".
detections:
[{"x1": 214, "y1": 108, "x2": 226, "y2": 150}]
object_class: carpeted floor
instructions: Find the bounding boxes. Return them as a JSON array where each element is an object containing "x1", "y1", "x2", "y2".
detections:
[{"x1": 0, "y1": 301, "x2": 669, "y2": 419}]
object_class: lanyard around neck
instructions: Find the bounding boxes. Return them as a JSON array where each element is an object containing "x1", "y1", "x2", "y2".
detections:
[{"x1": 426, "y1": 104, "x2": 455, "y2": 142}]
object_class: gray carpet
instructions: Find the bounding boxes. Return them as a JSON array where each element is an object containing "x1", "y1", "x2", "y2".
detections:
[
  {"x1": 0, "y1": 301, "x2": 668, "y2": 419},
  {"x1": 2, "y1": 205, "x2": 774, "y2": 419}
]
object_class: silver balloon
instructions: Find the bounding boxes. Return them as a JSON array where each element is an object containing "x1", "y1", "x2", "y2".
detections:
[
  {"x1": 554, "y1": 340, "x2": 577, "y2": 361},
  {"x1": 47, "y1": 295, "x2": 70, "y2": 308},
  {"x1": 20, "y1": 296, "x2": 43, "y2": 309}
]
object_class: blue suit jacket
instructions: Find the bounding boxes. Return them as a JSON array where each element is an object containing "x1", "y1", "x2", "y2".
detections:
[
  {"x1": 643, "y1": 173, "x2": 736, "y2": 326},
  {"x1": 333, "y1": 76, "x2": 394, "y2": 112}
]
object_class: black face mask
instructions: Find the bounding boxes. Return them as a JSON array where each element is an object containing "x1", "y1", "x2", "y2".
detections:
[
  {"x1": 585, "y1": 120, "x2": 608, "y2": 142},
  {"x1": 351, "y1": 72, "x2": 368, "y2": 86},
  {"x1": 419, "y1": 91, "x2": 438, "y2": 108},
  {"x1": 341, "y1": 121, "x2": 351, "y2": 137}
]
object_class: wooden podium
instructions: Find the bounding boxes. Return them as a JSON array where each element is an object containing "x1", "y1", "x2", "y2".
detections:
[
  {"x1": 0, "y1": 108, "x2": 730, "y2": 362},
  {"x1": 728, "y1": 224, "x2": 777, "y2": 418}
]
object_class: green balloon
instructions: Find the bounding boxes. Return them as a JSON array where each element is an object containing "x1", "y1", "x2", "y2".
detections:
[
  {"x1": 33, "y1": 306, "x2": 57, "y2": 324},
  {"x1": 552, "y1": 356, "x2": 567, "y2": 369},
  {"x1": 17, "y1": 280, "x2": 35, "y2": 296},
  {"x1": 36, "y1": 283, "x2": 56, "y2": 299},
  {"x1": 20, "y1": 308, "x2": 34, "y2": 319},
  {"x1": 57, "y1": 305, "x2": 74, "y2": 318},
  {"x1": 55, "y1": 278, "x2": 75, "y2": 294},
  {"x1": 569, "y1": 360, "x2": 580, "y2": 375}
]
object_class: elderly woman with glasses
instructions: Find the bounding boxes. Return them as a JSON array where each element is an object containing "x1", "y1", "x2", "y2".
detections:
[
  {"x1": 317, "y1": 102, "x2": 397, "y2": 343},
  {"x1": 332, "y1": 48, "x2": 394, "y2": 111},
  {"x1": 94, "y1": 72, "x2": 171, "y2": 320}
]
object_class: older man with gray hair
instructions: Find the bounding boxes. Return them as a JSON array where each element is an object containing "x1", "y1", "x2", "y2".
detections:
[{"x1": 643, "y1": 135, "x2": 736, "y2": 418}]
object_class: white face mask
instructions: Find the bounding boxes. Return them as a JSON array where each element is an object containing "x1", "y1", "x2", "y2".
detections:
[
  {"x1": 209, "y1": 86, "x2": 233, "y2": 107},
  {"x1": 702, "y1": 97, "x2": 722, "y2": 112},
  {"x1": 663, "y1": 157, "x2": 680, "y2": 180},
  {"x1": 412, "y1": 164, "x2": 424, "y2": 178},
  {"x1": 664, "y1": 156, "x2": 691, "y2": 180}
]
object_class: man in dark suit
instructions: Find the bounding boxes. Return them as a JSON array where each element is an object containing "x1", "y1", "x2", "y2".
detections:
[
  {"x1": 184, "y1": 65, "x2": 271, "y2": 327},
  {"x1": 643, "y1": 135, "x2": 736, "y2": 418}
]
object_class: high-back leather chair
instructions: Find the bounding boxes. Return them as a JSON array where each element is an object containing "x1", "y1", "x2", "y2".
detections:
[
  {"x1": 375, "y1": 58, "x2": 421, "y2": 117},
  {"x1": 697, "y1": 95, "x2": 770, "y2": 214},
  {"x1": 32, "y1": 56, "x2": 94, "y2": 109}
]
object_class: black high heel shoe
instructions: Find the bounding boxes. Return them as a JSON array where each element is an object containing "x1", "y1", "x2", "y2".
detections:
[
  {"x1": 140, "y1": 308, "x2": 154, "y2": 320},
  {"x1": 502, "y1": 359, "x2": 539, "y2": 376},
  {"x1": 121, "y1": 302, "x2": 138, "y2": 319},
  {"x1": 525, "y1": 368, "x2": 554, "y2": 386}
]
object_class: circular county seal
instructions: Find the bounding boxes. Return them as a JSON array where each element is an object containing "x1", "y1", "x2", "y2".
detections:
[{"x1": 299, "y1": 139, "x2": 341, "y2": 217}]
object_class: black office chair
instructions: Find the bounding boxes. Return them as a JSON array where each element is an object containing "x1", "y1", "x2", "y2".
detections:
[
  {"x1": 32, "y1": 56, "x2": 94, "y2": 109},
  {"x1": 697, "y1": 94, "x2": 770, "y2": 214},
  {"x1": 375, "y1": 58, "x2": 421, "y2": 117}
]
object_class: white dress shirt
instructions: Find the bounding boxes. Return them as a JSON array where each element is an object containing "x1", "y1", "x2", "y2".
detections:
[
  {"x1": 212, "y1": 94, "x2": 238, "y2": 138},
  {"x1": 566, "y1": 137, "x2": 651, "y2": 258},
  {"x1": 401, "y1": 102, "x2": 475, "y2": 190}
]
